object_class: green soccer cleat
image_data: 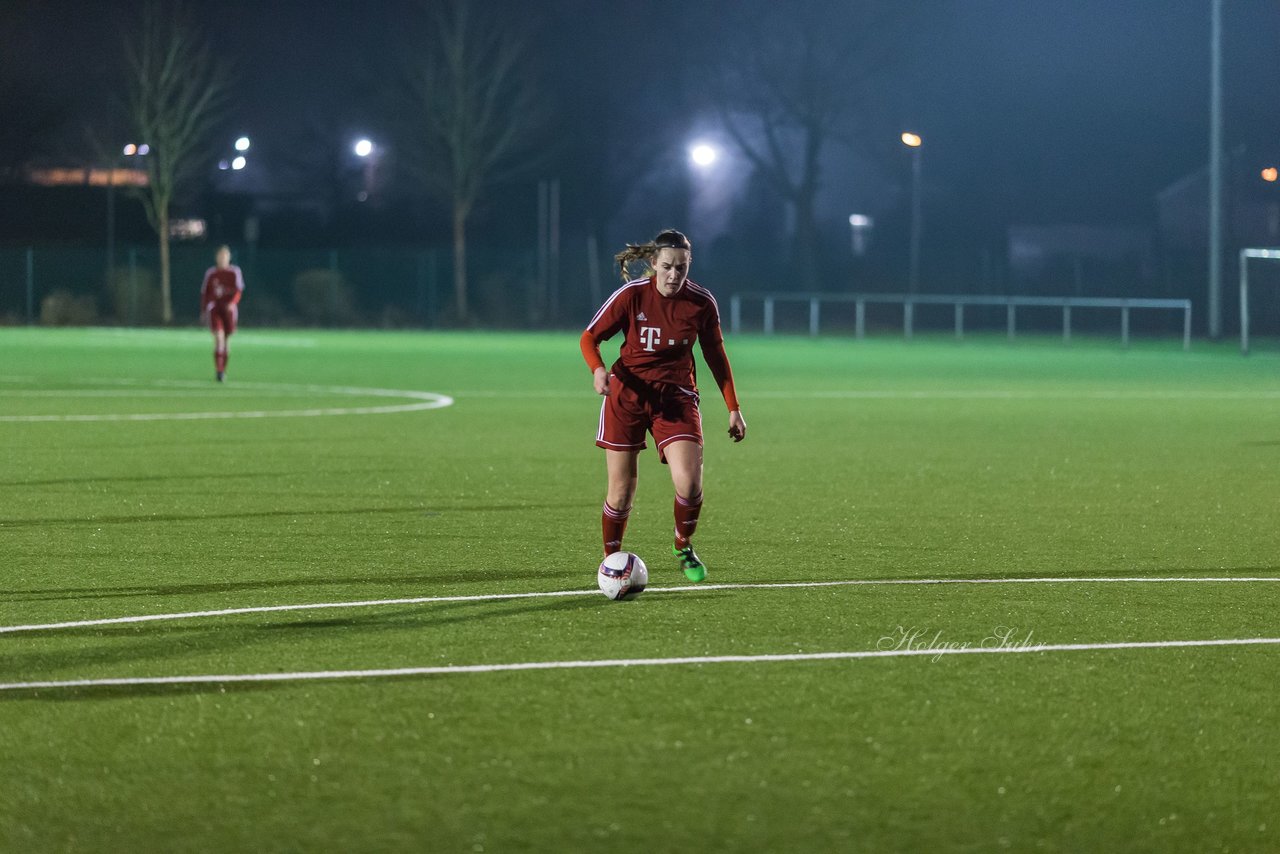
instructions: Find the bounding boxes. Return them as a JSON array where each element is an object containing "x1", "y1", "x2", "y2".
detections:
[{"x1": 673, "y1": 545, "x2": 707, "y2": 582}]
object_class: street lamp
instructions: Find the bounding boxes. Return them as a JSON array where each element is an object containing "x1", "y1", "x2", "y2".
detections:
[
  {"x1": 901, "y1": 132, "x2": 922, "y2": 294},
  {"x1": 351, "y1": 138, "x2": 381, "y2": 202},
  {"x1": 107, "y1": 142, "x2": 148, "y2": 285},
  {"x1": 686, "y1": 139, "x2": 728, "y2": 237},
  {"x1": 848, "y1": 214, "x2": 873, "y2": 257}
]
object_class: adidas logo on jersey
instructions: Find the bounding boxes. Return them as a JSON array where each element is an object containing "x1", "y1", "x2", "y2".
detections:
[{"x1": 637, "y1": 312, "x2": 647, "y2": 321}]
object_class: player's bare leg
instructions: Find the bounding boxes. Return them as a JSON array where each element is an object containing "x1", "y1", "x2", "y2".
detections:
[
  {"x1": 213, "y1": 327, "x2": 228, "y2": 381},
  {"x1": 664, "y1": 440, "x2": 706, "y2": 581},
  {"x1": 602, "y1": 450, "x2": 639, "y2": 555}
]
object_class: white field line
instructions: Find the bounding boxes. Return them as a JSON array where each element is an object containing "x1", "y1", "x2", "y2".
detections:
[
  {"x1": 749, "y1": 390, "x2": 1280, "y2": 400},
  {"x1": 0, "y1": 380, "x2": 453, "y2": 422},
  {"x1": 4, "y1": 636, "x2": 1280, "y2": 692},
  {"x1": 448, "y1": 389, "x2": 1280, "y2": 400},
  {"x1": 1, "y1": 389, "x2": 347, "y2": 398},
  {"x1": 22, "y1": 330, "x2": 320, "y2": 348},
  {"x1": 3, "y1": 576, "x2": 1280, "y2": 635},
  {"x1": 0, "y1": 403, "x2": 450, "y2": 423}
]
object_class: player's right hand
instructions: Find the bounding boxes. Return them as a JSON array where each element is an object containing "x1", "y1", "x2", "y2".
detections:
[{"x1": 593, "y1": 367, "x2": 610, "y2": 396}]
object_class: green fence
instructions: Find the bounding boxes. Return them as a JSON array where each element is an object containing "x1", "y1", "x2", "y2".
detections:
[{"x1": 0, "y1": 243, "x2": 568, "y2": 328}]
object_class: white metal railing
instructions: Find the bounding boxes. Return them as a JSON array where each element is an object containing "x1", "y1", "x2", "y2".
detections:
[
  {"x1": 1239, "y1": 248, "x2": 1280, "y2": 355},
  {"x1": 729, "y1": 292, "x2": 1193, "y2": 351}
]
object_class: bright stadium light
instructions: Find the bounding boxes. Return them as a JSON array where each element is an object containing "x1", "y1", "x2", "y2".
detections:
[
  {"x1": 122, "y1": 143, "x2": 137, "y2": 156},
  {"x1": 354, "y1": 138, "x2": 374, "y2": 158},
  {"x1": 689, "y1": 142, "x2": 719, "y2": 168},
  {"x1": 136, "y1": 143, "x2": 151, "y2": 155},
  {"x1": 234, "y1": 136, "x2": 251, "y2": 152},
  {"x1": 1263, "y1": 167, "x2": 1278, "y2": 183},
  {"x1": 231, "y1": 156, "x2": 247, "y2": 171},
  {"x1": 901, "y1": 132, "x2": 923, "y2": 292}
]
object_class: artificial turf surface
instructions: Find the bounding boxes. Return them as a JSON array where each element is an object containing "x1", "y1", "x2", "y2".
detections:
[{"x1": 2, "y1": 326, "x2": 1280, "y2": 852}]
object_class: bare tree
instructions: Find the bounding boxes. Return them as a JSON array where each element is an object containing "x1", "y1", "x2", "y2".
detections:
[
  {"x1": 400, "y1": 0, "x2": 543, "y2": 322},
  {"x1": 703, "y1": 2, "x2": 912, "y2": 289},
  {"x1": 122, "y1": 2, "x2": 231, "y2": 324}
]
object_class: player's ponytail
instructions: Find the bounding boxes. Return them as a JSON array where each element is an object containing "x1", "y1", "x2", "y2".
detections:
[{"x1": 614, "y1": 229, "x2": 692, "y2": 280}]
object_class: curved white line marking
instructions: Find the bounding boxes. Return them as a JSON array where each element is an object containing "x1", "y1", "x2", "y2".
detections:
[
  {"x1": 2, "y1": 576, "x2": 1278, "y2": 635},
  {"x1": 748, "y1": 390, "x2": 1280, "y2": 400},
  {"x1": 427, "y1": 388, "x2": 1280, "y2": 401},
  {"x1": 0, "y1": 380, "x2": 453, "y2": 422},
  {"x1": 3, "y1": 636, "x2": 1279, "y2": 692}
]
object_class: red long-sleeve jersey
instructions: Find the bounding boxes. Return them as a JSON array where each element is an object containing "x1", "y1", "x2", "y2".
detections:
[
  {"x1": 200, "y1": 265, "x2": 245, "y2": 309},
  {"x1": 580, "y1": 276, "x2": 740, "y2": 411}
]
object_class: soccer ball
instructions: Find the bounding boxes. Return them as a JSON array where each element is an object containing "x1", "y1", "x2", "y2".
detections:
[{"x1": 597, "y1": 551, "x2": 648, "y2": 600}]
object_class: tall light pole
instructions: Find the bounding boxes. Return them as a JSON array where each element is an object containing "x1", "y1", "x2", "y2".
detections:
[
  {"x1": 848, "y1": 214, "x2": 872, "y2": 258},
  {"x1": 902, "y1": 132, "x2": 923, "y2": 294},
  {"x1": 107, "y1": 143, "x2": 146, "y2": 283},
  {"x1": 686, "y1": 138, "x2": 738, "y2": 248},
  {"x1": 353, "y1": 138, "x2": 377, "y2": 202},
  {"x1": 1208, "y1": 0, "x2": 1223, "y2": 339}
]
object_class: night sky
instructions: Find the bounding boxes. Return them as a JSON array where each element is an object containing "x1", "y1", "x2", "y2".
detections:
[{"x1": 3, "y1": 0, "x2": 1279, "y2": 255}]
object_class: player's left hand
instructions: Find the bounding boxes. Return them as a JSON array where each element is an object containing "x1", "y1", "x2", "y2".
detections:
[{"x1": 728, "y1": 410, "x2": 747, "y2": 442}]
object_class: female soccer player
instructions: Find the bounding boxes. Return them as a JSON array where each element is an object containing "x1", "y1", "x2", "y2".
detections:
[
  {"x1": 580, "y1": 229, "x2": 747, "y2": 582},
  {"x1": 199, "y1": 245, "x2": 245, "y2": 382}
]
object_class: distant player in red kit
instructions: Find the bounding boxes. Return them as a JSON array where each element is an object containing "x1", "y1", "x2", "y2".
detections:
[
  {"x1": 200, "y1": 245, "x2": 244, "y2": 382},
  {"x1": 580, "y1": 229, "x2": 747, "y2": 581}
]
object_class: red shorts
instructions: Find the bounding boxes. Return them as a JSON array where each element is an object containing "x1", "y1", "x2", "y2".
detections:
[
  {"x1": 596, "y1": 372, "x2": 702, "y2": 463},
  {"x1": 208, "y1": 303, "x2": 238, "y2": 336}
]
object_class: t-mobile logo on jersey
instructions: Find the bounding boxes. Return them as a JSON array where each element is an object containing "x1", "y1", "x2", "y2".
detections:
[{"x1": 639, "y1": 326, "x2": 662, "y2": 351}]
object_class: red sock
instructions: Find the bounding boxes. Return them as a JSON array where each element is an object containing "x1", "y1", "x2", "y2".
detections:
[
  {"x1": 602, "y1": 502, "x2": 630, "y2": 556},
  {"x1": 673, "y1": 491, "x2": 702, "y2": 549}
]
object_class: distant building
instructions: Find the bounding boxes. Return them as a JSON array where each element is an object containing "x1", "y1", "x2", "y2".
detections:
[
  {"x1": 1157, "y1": 152, "x2": 1280, "y2": 251},
  {"x1": 1007, "y1": 224, "x2": 1154, "y2": 296},
  {"x1": 0, "y1": 162, "x2": 150, "y2": 245},
  {"x1": 21, "y1": 165, "x2": 147, "y2": 190}
]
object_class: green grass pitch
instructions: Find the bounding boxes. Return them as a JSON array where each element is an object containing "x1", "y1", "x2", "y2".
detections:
[{"x1": 3, "y1": 327, "x2": 1280, "y2": 852}]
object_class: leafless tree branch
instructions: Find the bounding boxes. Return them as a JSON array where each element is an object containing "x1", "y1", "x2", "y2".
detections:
[{"x1": 121, "y1": 1, "x2": 232, "y2": 323}]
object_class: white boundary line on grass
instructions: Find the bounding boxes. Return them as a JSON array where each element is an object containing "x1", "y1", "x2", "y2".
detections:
[
  {"x1": 749, "y1": 389, "x2": 1280, "y2": 400},
  {"x1": 4, "y1": 575, "x2": 1280, "y2": 635},
  {"x1": 0, "y1": 379, "x2": 453, "y2": 422},
  {"x1": 449, "y1": 389, "x2": 1280, "y2": 400},
  {"x1": 3, "y1": 636, "x2": 1280, "y2": 692}
]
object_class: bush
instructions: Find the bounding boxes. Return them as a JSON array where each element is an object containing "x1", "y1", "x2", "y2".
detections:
[
  {"x1": 472, "y1": 270, "x2": 530, "y2": 328},
  {"x1": 377, "y1": 304, "x2": 416, "y2": 329},
  {"x1": 106, "y1": 266, "x2": 162, "y2": 325},
  {"x1": 244, "y1": 291, "x2": 293, "y2": 327},
  {"x1": 40, "y1": 290, "x2": 98, "y2": 326},
  {"x1": 291, "y1": 269, "x2": 358, "y2": 327}
]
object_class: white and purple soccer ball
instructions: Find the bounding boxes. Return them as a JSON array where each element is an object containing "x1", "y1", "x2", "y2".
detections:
[{"x1": 597, "y1": 551, "x2": 648, "y2": 601}]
